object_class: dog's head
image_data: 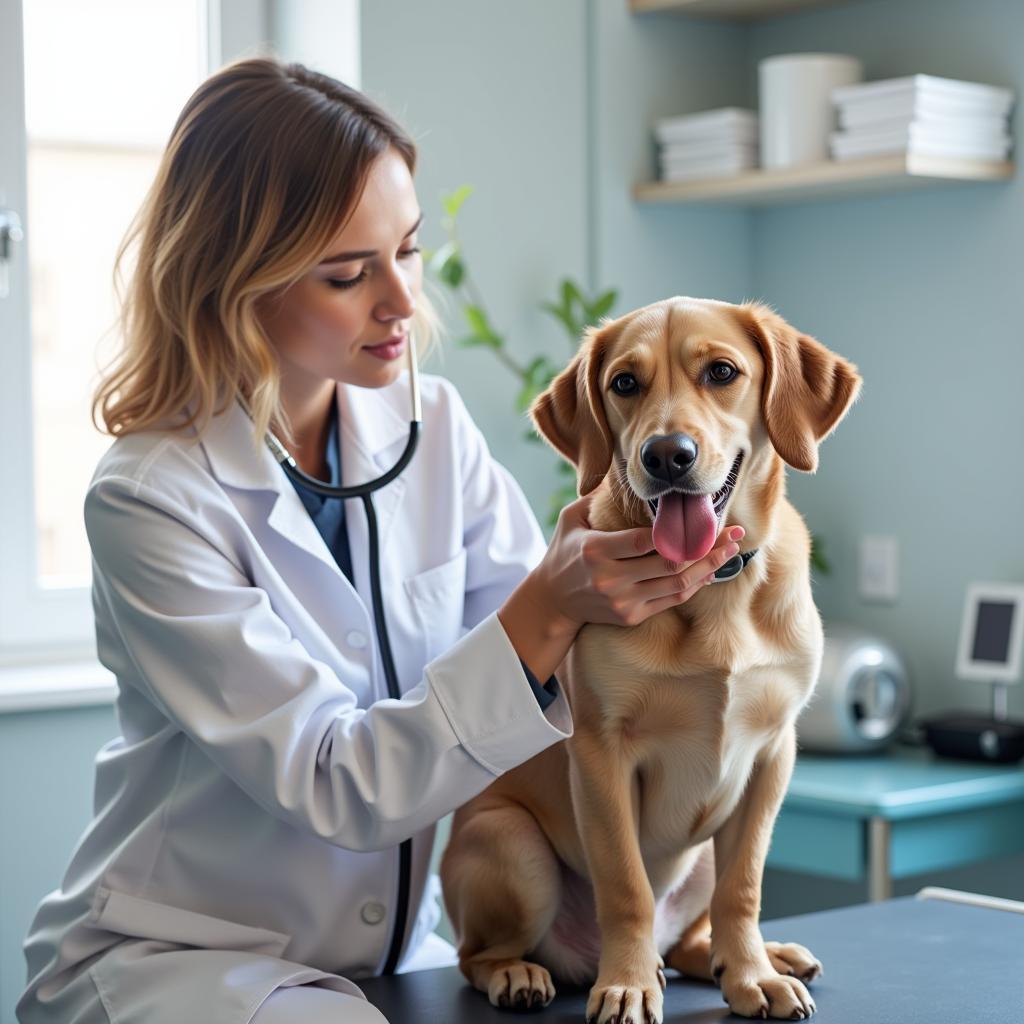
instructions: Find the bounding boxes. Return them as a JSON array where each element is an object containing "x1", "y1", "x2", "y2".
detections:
[{"x1": 530, "y1": 297, "x2": 861, "y2": 564}]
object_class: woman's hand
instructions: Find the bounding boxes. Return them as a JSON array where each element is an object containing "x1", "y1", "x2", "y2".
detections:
[
  {"x1": 532, "y1": 493, "x2": 744, "y2": 634},
  {"x1": 498, "y1": 493, "x2": 745, "y2": 683}
]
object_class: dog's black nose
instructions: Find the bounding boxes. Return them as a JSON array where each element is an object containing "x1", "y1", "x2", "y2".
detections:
[{"x1": 641, "y1": 433, "x2": 698, "y2": 484}]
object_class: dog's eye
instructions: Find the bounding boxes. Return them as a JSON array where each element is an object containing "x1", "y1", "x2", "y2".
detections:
[
  {"x1": 708, "y1": 362, "x2": 738, "y2": 384},
  {"x1": 611, "y1": 373, "x2": 639, "y2": 396}
]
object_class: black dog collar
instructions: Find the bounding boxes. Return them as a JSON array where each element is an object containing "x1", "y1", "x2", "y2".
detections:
[{"x1": 712, "y1": 548, "x2": 758, "y2": 583}]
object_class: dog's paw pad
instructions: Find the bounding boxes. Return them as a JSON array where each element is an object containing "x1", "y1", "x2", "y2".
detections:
[
  {"x1": 585, "y1": 979, "x2": 664, "y2": 1024},
  {"x1": 765, "y1": 941, "x2": 823, "y2": 986},
  {"x1": 485, "y1": 959, "x2": 555, "y2": 1011},
  {"x1": 721, "y1": 970, "x2": 814, "y2": 1020}
]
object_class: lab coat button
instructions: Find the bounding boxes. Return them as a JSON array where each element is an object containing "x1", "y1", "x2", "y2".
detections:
[
  {"x1": 346, "y1": 630, "x2": 368, "y2": 649},
  {"x1": 361, "y1": 901, "x2": 386, "y2": 925}
]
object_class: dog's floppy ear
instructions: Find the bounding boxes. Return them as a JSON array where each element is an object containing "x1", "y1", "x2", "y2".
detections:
[
  {"x1": 530, "y1": 322, "x2": 615, "y2": 496},
  {"x1": 740, "y1": 303, "x2": 862, "y2": 473}
]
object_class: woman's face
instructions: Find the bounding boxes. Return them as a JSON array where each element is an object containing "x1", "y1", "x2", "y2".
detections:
[{"x1": 261, "y1": 147, "x2": 423, "y2": 396}]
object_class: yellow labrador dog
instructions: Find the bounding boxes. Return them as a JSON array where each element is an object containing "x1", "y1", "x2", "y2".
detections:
[{"x1": 441, "y1": 298, "x2": 861, "y2": 1023}]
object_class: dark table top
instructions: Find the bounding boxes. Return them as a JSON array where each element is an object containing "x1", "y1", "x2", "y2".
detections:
[{"x1": 358, "y1": 896, "x2": 1024, "y2": 1023}]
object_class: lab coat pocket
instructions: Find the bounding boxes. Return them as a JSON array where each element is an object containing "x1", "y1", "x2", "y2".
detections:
[
  {"x1": 90, "y1": 887, "x2": 292, "y2": 958},
  {"x1": 402, "y1": 547, "x2": 467, "y2": 661}
]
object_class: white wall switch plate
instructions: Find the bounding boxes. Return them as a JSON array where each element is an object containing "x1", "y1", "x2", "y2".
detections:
[{"x1": 860, "y1": 535, "x2": 899, "y2": 603}]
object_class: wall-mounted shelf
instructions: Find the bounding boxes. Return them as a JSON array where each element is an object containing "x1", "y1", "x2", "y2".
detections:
[
  {"x1": 630, "y1": 0, "x2": 847, "y2": 18},
  {"x1": 633, "y1": 154, "x2": 1015, "y2": 207}
]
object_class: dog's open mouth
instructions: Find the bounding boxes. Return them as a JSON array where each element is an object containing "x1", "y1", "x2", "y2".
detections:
[{"x1": 646, "y1": 452, "x2": 744, "y2": 564}]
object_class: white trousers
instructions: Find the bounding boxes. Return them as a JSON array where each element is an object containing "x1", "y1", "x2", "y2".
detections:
[{"x1": 249, "y1": 934, "x2": 458, "y2": 1023}]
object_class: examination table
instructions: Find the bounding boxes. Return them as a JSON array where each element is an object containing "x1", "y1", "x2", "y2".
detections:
[{"x1": 359, "y1": 893, "x2": 1023, "y2": 1022}]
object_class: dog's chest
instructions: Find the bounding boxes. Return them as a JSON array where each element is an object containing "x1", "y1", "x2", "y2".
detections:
[
  {"x1": 571, "y1": 608, "x2": 816, "y2": 851},
  {"x1": 635, "y1": 674, "x2": 782, "y2": 851}
]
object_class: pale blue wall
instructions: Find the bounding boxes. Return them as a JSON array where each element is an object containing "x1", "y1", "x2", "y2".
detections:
[
  {"x1": 747, "y1": 0, "x2": 1024, "y2": 724},
  {"x1": 359, "y1": 0, "x2": 751, "y2": 520},
  {"x1": 360, "y1": 0, "x2": 593, "y2": 519},
  {"x1": 738, "y1": 0, "x2": 1024, "y2": 912},
  {"x1": 0, "y1": 707, "x2": 117, "y2": 1024},
  {"x1": 589, "y1": 0, "x2": 750, "y2": 308}
]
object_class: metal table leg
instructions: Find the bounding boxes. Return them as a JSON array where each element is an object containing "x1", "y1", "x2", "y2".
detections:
[{"x1": 868, "y1": 817, "x2": 892, "y2": 901}]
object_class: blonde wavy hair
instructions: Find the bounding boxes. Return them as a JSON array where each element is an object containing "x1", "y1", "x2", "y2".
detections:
[{"x1": 93, "y1": 56, "x2": 438, "y2": 448}]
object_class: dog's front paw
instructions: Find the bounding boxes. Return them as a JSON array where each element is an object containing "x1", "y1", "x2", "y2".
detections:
[
  {"x1": 585, "y1": 974, "x2": 664, "y2": 1024},
  {"x1": 712, "y1": 957, "x2": 816, "y2": 1020},
  {"x1": 765, "y1": 941, "x2": 823, "y2": 984},
  {"x1": 483, "y1": 958, "x2": 555, "y2": 1010}
]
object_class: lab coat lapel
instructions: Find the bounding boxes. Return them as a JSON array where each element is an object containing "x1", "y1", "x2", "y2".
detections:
[
  {"x1": 200, "y1": 383, "x2": 411, "y2": 594},
  {"x1": 201, "y1": 397, "x2": 345, "y2": 582}
]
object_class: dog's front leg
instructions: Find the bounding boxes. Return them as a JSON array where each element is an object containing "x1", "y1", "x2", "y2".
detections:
[
  {"x1": 709, "y1": 725, "x2": 821, "y2": 1020},
  {"x1": 569, "y1": 728, "x2": 665, "y2": 1024}
]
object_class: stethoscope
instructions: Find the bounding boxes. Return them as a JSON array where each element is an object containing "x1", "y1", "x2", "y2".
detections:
[{"x1": 239, "y1": 339, "x2": 422, "y2": 976}]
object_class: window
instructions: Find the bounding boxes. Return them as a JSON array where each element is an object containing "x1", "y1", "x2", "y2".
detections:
[
  {"x1": 1, "y1": 0, "x2": 359, "y2": 661},
  {"x1": 0, "y1": 1, "x2": 246, "y2": 656},
  {"x1": 24, "y1": 0, "x2": 210, "y2": 588}
]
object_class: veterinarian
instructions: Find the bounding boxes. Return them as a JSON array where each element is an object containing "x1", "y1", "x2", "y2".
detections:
[{"x1": 17, "y1": 58, "x2": 743, "y2": 1024}]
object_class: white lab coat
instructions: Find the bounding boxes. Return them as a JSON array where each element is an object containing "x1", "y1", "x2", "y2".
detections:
[{"x1": 17, "y1": 373, "x2": 572, "y2": 1024}]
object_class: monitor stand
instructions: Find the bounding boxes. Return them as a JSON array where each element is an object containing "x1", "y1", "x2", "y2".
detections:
[
  {"x1": 920, "y1": 682, "x2": 1024, "y2": 764},
  {"x1": 992, "y1": 681, "x2": 1009, "y2": 721}
]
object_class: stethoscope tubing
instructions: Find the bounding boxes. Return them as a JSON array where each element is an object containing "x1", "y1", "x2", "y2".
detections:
[
  {"x1": 260, "y1": 336, "x2": 422, "y2": 498},
  {"x1": 237, "y1": 339, "x2": 422, "y2": 975}
]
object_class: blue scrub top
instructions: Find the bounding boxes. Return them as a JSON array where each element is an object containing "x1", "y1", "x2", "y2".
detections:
[
  {"x1": 288, "y1": 398, "x2": 355, "y2": 587},
  {"x1": 287, "y1": 399, "x2": 558, "y2": 711}
]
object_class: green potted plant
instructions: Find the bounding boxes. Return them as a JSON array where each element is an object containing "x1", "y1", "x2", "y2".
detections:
[{"x1": 425, "y1": 185, "x2": 616, "y2": 525}]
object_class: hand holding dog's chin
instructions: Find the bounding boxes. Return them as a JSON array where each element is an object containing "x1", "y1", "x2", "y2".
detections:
[
  {"x1": 498, "y1": 496, "x2": 597, "y2": 682},
  {"x1": 499, "y1": 497, "x2": 743, "y2": 681},
  {"x1": 538, "y1": 495, "x2": 743, "y2": 629}
]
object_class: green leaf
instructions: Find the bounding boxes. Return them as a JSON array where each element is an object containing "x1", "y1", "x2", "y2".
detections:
[
  {"x1": 810, "y1": 534, "x2": 831, "y2": 575},
  {"x1": 587, "y1": 289, "x2": 617, "y2": 322},
  {"x1": 456, "y1": 334, "x2": 501, "y2": 350},
  {"x1": 464, "y1": 304, "x2": 490, "y2": 336},
  {"x1": 461, "y1": 305, "x2": 503, "y2": 349},
  {"x1": 442, "y1": 184, "x2": 474, "y2": 219},
  {"x1": 439, "y1": 255, "x2": 465, "y2": 288},
  {"x1": 562, "y1": 279, "x2": 584, "y2": 311},
  {"x1": 540, "y1": 300, "x2": 576, "y2": 337},
  {"x1": 427, "y1": 241, "x2": 467, "y2": 290},
  {"x1": 547, "y1": 481, "x2": 578, "y2": 528},
  {"x1": 427, "y1": 240, "x2": 457, "y2": 276},
  {"x1": 539, "y1": 300, "x2": 564, "y2": 318},
  {"x1": 525, "y1": 355, "x2": 548, "y2": 378},
  {"x1": 515, "y1": 356, "x2": 558, "y2": 412}
]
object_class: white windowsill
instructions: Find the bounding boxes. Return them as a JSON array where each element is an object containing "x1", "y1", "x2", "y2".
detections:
[{"x1": 0, "y1": 657, "x2": 116, "y2": 714}]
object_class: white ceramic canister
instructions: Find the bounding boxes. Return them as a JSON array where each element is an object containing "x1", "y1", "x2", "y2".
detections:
[{"x1": 759, "y1": 53, "x2": 863, "y2": 169}]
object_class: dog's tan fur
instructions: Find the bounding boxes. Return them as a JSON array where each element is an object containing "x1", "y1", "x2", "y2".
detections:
[{"x1": 441, "y1": 298, "x2": 861, "y2": 1022}]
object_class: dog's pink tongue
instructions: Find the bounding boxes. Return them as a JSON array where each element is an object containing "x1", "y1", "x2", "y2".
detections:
[{"x1": 652, "y1": 492, "x2": 717, "y2": 564}]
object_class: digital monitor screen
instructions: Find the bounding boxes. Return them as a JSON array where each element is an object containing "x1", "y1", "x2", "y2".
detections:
[{"x1": 971, "y1": 600, "x2": 1016, "y2": 664}]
